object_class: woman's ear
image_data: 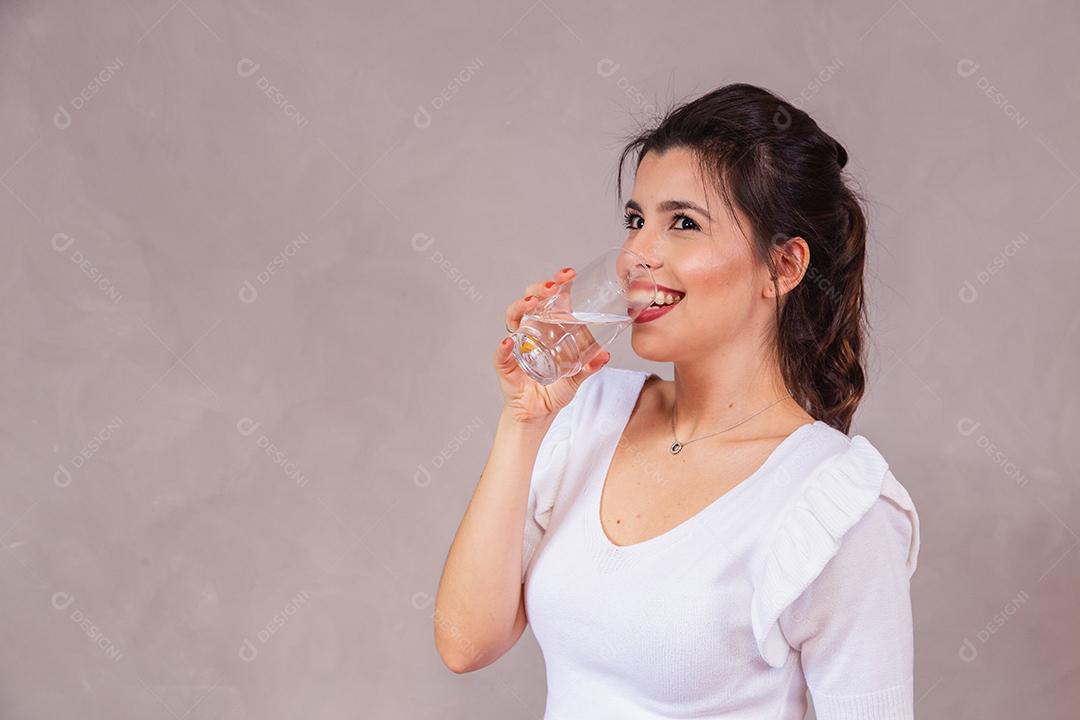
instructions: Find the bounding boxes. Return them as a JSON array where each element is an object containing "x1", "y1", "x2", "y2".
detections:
[{"x1": 765, "y1": 236, "x2": 810, "y2": 299}]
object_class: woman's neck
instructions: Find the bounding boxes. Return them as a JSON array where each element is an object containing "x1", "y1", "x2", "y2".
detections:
[{"x1": 667, "y1": 353, "x2": 805, "y2": 438}]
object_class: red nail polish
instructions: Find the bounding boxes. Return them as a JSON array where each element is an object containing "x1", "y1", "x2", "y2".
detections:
[
  {"x1": 544, "y1": 281, "x2": 555, "y2": 288},
  {"x1": 524, "y1": 295, "x2": 534, "y2": 301},
  {"x1": 561, "y1": 267, "x2": 573, "y2": 273}
]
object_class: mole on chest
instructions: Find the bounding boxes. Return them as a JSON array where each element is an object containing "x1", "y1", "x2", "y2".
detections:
[{"x1": 600, "y1": 460, "x2": 747, "y2": 546}]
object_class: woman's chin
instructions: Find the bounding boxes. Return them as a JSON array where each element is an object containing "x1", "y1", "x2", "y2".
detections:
[{"x1": 629, "y1": 329, "x2": 679, "y2": 363}]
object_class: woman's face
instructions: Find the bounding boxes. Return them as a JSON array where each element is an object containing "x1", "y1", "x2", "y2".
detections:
[{"x1": 622, "y1": 146, "x2": 775, "y2": 363}]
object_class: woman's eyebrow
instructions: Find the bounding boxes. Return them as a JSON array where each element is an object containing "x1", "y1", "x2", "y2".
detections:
[{"x1": 625, "y1": 198, "x2": 711, "y2": 221}]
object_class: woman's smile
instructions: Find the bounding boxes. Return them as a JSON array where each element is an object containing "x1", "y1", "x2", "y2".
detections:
[{"x1": 630, "y1": 295, "x2": 682, "y2": 323}]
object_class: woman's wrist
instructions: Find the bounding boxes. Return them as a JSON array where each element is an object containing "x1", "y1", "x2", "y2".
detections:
[{"x1": 497, "y1": 404, "x2": 556, "y2": 437}]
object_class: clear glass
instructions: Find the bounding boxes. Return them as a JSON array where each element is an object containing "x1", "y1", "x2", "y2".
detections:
[{"x1": 510, "y1": 247, "x2": 656, "y2": 385}]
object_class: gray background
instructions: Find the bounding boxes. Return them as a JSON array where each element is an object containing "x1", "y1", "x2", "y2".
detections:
[{"x1": 2, "y1": 0, "x2": 1077, "y2": 717}]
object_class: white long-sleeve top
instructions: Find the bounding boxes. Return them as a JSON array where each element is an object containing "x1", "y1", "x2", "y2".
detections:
[{"x1": 521, "y1": 366, "x2": 921, "y2": 720}]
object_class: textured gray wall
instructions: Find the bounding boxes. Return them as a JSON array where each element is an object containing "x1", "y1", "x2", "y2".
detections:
[{"x1": 2, "y1": 0, "x2": 1077, "y2": 717}]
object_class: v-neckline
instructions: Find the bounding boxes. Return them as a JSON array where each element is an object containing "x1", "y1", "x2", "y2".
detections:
[{"x1": 587, "y1": 369, "x2": 822, "y2": 555}]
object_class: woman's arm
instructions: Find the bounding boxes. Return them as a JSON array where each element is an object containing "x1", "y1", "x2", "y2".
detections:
[
  {"x1": 434, "y1": 407, "x2": 555, "y2": 673},
  {"x1": 435, "y1": 262, "x2": 604, "y2": 672}
]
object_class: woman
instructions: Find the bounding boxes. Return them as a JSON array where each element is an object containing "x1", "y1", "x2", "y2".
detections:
[{"x1": 435, "y1": 83, "x2": 920, "y2": 720}]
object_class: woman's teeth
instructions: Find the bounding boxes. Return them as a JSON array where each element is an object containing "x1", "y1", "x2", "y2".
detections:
[{"x1": 652, "y1": 292, "x2": 683, "y2": 306}]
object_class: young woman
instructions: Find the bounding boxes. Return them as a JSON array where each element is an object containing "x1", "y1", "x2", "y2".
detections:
[{"x1": 436, "y1": 83, "x2": 921, "y2": 720}]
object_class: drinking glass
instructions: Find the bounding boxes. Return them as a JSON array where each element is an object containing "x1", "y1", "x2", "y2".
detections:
[{"x1": 509, "y1": 247, "x2": 656, "y2": 385}]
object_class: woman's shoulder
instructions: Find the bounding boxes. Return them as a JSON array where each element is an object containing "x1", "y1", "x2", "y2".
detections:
[
  {"x1": 803, "y1": 428, "x2": 918, "y2": 522},
  {"x1": 774, "y1": 427, "x2": 919, "y2": 556},
  {"x1": 748, "y1": 426, "x2": 921, "y2": 666}
]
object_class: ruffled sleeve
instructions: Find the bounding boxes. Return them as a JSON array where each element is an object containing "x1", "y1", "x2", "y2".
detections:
[
  {"x1": 749, "y1": 435, "x2": 921, "y2": 689},
  {"x1": 521, "y1": 403, "x2": 575, "y2": 583}
]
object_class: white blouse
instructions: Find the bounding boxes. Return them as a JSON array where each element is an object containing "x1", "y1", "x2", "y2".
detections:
[{"x1": 521, "y1": 366, "x2": 921, "y2": 719}]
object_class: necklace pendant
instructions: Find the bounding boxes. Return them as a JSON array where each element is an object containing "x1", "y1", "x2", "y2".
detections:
[{"x1": 670, "y1": 441, "x2": 683, "y2": 454}]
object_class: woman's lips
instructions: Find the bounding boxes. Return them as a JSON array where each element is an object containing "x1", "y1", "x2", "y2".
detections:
[
  {"x1": 634, "y1": 292, "x2": 684, "y2": 323},
  {"x1": 627, "y1": 282, "x2": 685, "y2": 323}
]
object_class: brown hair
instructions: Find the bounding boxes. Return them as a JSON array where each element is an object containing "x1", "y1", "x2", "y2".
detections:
[{"x1": 616, "y1": 83, "x2": 869, "y2": 434}]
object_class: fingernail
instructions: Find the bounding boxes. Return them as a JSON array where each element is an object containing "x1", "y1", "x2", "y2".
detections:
[
  {"x1": 524, "y1": 295, "x2": 534, "y2": 301},
  {"x1": 561, "y1": 267, "x2": 573, "y2": 273},
  {"x1": 544, "y1": 281, "x2": 555, "y2": 288},
  {"x1": 502, "y1": 337, "x2": 511, "y2": 346}
]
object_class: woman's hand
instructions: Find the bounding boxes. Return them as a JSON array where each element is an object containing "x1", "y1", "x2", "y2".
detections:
[{"x1": 494, "y1": 267, "x2": 611, "y2": 424}]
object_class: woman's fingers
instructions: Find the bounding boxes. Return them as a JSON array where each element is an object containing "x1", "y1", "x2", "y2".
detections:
[
  {"x1": 547, "y1": 268, "x2": 575, "y2": 314},
  {"x1": 586, "y1": 350, "x2": 611, "y2": 371},
  {"x1": 504, "y1": 268, "x2": 577, "y2": 333},
  {"x1": 493, "y1": 335, "x2": 521, "y2": 376},
  {"x1": 528, "y1": 268, "x2": 575, "y2": 298},
  {"x1": 555, "y1": 349, "x2": 610, "y2": 398},
  {"x1": 505, "y1": 294, "x2": 538, "y2": 334}
]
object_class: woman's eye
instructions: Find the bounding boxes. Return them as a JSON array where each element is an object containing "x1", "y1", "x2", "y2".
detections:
[
  {"x1": 673, "y1": 214, "x2": 699, "y2": 231},
  {"x1": 624, "y1": 213, "x2": 698, "y2": 231}
]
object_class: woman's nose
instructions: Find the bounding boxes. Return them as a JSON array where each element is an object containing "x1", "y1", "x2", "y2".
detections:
[{"x1": 623, "y1": 236, "x2": 661, "y2": 271}]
